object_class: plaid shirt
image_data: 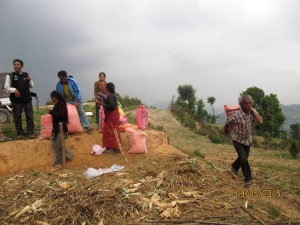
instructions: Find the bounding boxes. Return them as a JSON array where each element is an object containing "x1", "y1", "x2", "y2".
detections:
[{"x1": 227, "y1": 108, "x2": 255, "y2": 146}]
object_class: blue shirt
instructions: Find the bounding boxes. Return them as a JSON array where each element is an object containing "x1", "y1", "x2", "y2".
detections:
[{"x1": 56, "y1": 77, "x2": 82, "y2": 104}]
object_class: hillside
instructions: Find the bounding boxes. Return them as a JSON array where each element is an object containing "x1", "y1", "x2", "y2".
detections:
[
  {"x1": 281, "y1": 104, "x2": 300, "y2": 130},
  {"x1": 0, "y1": 108, "x2": 299, "y2": 224},
  {"x1": 217, "y1": 104, "x2": 300, "y2": 131}
]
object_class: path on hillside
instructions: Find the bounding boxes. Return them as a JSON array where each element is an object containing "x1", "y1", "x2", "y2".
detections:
[{"x1": 146, "y1": 108, "x2": 300, "y2": 221}]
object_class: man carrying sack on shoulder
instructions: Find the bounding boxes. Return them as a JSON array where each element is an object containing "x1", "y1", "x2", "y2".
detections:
[{"x1": 225, "y1": 95, "x2": 263, "y2": 188}]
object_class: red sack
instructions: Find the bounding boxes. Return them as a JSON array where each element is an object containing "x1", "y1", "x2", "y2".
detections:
[
  {"x1": 128, "y1": 131, "x2": 148, "y2": 154},
  {"x1": 224, "y1": 105, "x2": 240, "y2": 118},
  {"x1": 67, "y1": 103, "x2": 83, "y2": 133},
  {"x1": 98, "y1": 106, "x2": 105, "y2": 133},
  {"x1": 39, "y1": 114, "x2": 52, "y2": 140},
  {"x1": 136, "y1": 104, "x2": 148, "y2": 130}
]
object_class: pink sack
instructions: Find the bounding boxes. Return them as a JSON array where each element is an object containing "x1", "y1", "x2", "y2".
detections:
[
  {"x1": 67, "y1": 103, "x2": 83, "y2": 133},
  {"x1": 128, "y1": 131, "x2": 148, "y2": 154},
  {"x1": 136, "y1": 104, "x2": 148, "y2": 130},
  {"x1": 99, "y1": 106, "x2": 105, "y2": 132},
  {"x1": 39, "y1": 114, "x2": 53, "y2": 140},
  {"x1": 224, "y1": 105, "x2": 240, "y2": 118}
]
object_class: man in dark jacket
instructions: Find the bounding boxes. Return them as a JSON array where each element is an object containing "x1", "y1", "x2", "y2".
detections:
[{"x1": 5, "y1": 59, "x2": 35, "y2": 138}]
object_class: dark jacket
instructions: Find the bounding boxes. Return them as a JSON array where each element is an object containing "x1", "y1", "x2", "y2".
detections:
[
  {"x1": 103, "y1": 94, "x2": 118, "y2": 111},
  {"x1": 10, "y1": 72, "x2": 32, "y2": 103},
  {"x1": 50, "y1": 101, "x2": 69, "y2": 134}
]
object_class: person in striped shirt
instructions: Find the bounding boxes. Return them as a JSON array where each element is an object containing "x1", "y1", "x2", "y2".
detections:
[{"x1": 225, "y1": 95, "x2": 263, "y2": 187}]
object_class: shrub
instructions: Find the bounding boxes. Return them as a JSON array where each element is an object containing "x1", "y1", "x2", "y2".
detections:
[
  {"x1": 171, "y1": 106, "x2": 196, "y2": 130},
  {"x1": 115, "y1": 93, "x2": 142, "y2": 108},
  {"x1": 195, "y1": 128, "x2": 208, "y2": 136},
  {"x1": 289, "y1": 140, "x2": 300, "y2": 159},
  {"x1": 192, "y1": 149, "x2": 205, "y2": 159},
  {"x1": 208, "y1": 133, "x2": 226, "y2": 144}
]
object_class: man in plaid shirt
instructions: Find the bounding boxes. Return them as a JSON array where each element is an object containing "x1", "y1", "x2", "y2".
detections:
[{"x1": 225, "y1": 95, "x2": 263, "y2": 187}]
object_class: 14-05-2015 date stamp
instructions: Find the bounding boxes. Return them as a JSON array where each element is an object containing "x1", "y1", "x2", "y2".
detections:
[{"x1": 236, "y1": 189, "x2": 281, "y2": 198}]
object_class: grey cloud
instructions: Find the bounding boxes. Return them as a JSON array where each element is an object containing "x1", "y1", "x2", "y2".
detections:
[{"x1": 0, "y1": 0, "x2": 299, "y2": 107}]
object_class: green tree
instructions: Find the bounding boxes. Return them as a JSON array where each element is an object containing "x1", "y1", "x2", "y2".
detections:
[
  {"x1": 207, "y1": 96, "x2": 217, "y2": 123},
  {"x1": 289, "y1": 140, "x2": 300, "y2": 158},
  {"x1": 241, "y1": 86, "x2": 285, "y2": 137},
  {"x1": 241, "y1": 86, "x2": 265, "y2": 110},
  {"x1": 194, "y1": 99, "x2": 209, "y2": 122},
  {"x1": 290, "y1": 123, "x2": 300, "y2": 139},
  {"x1": 177, "y1": 84, "x2": 196, "y2": 111},
  {"x1": 260, "y1": 94, "x2": 285, "y2": 137}
]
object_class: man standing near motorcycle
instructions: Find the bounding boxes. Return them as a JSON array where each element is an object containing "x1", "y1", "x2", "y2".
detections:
[{"x1": 5, "y1": 59, "x2": 35, "y2": 139}]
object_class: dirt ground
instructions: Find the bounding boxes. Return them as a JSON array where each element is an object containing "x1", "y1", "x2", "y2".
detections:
[{"x1": 0, "y1": 109, "x2": 299, "y2": 225}]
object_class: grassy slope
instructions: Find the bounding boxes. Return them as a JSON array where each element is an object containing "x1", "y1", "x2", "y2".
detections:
[{"x1": 147, "y1": 108, "x2": 300, "y2": 221}]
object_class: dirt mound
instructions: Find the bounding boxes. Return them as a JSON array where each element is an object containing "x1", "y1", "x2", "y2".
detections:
[{"x1": 0, "y1": 130, "x2": 181, "y2": 175}]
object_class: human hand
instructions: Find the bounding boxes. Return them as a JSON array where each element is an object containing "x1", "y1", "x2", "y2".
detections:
[
  {"x1": 250, "y1": 107, "x2": 258, "y2": 114},
  {"x1": 26, "y1": 74, "x2": 31, "y2": 81},
  {"x1": 15, "y1": 90, "x2": 21, "y2": 97}
]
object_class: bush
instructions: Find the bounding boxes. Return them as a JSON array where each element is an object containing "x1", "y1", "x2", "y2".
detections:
[
  {"x1": 208, "y1": 133, "x2": 226, "y2": 144},
  {"x1": 115, "y1": 93, "x2": 142, "y2": 108},
  {"x1": 195, "y1": 128, "x2": 208, "y2": 136},
  {"x1": 171, "y1": 105, "x2": 196, "y2": 130},
  {"x1": 192, "y1": 149, "x2": 205, "y2": 159},
  {"x1": 289, "y1": 140, "x2": 300, "y2": 159}
]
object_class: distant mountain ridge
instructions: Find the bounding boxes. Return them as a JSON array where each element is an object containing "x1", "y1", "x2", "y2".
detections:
[{"x1": 216, "y1": 104, "x2": 300, "y2": 131}]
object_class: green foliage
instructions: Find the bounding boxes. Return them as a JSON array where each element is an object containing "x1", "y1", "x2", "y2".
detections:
[
  {"x1": 289, "y1": 139, "x2": 300, "y2": 159},
  {"x1": 260, "y1": 94, "x2": 285, "y2": 137},
  {"x1": 171, "y1": 103, "x2": 196, "y2": 130},
  {"x1": 2, "y1": 107, "x2": 49, "y2": 138},
  {"x1": 241, "y1": 86, "x2": 285, "y2": 138},
  {"x1": 208, "y1": 133, "x2": 226, "y2": 144},
  {"x1": 241, "y1": 86, "x2": 265, "y2": 109},
  {"x1": 290, "y1": 123, "x2": 300, "y2": 139},
  {"x1": 177, "y1": 84, "x2": 196, "y2": 111},
  {"x1": 115, "y1": 93, "x2": 142, "y2": 108},
  {"x1": 192, "y1": 149, "x2": 205, "y2": 159},
  {"x1": 194, "y1": 99, "x2": 209, "y2": 123},
  {"x1": 207, "y1": 96, "x2": 217, "y2": 124},
  {"x1": 126, "y1": 112, "x2": 136, "y2": 124}
]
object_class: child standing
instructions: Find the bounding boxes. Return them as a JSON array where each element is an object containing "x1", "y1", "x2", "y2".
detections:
[
  {"x1": 99, "y1": 83, "x2": 121, "y2": 153},
  {"x1": 49, "y1": 90, "x2": 73, "y2": 167}
]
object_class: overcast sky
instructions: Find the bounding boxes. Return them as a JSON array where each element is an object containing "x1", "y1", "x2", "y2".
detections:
[{"x1": 0, "y1": 0, "x2": 299, "y2": 111}]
